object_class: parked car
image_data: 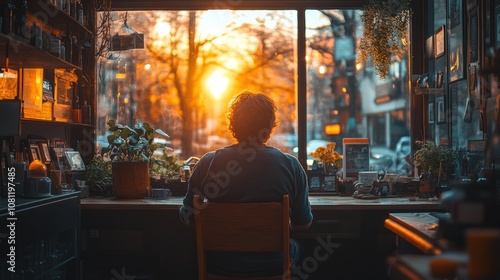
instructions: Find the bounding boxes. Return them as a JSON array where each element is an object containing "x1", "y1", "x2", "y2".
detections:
[
  {"x1": 369, "y1": 146, "x2": 397, "y2": 172},
  {"x1": 395, "y1": 136, "x2": 412, "y2": 174},
  {"x1": 396, "y1": 136, "x2": 411, "y2": 159}
]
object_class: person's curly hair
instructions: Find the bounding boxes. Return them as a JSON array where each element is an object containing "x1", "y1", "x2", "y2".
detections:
[{"x1": 227, "y1": 91, "x2": 278, "y2": 144}]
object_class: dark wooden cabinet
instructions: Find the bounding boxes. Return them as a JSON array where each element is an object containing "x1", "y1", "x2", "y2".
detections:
[
  {"x1": 0, "y1": 192, "x2": 81, "y2": 280},
  {"x1": 80, "y1": 197, "x2": 444, "y2": 280}
]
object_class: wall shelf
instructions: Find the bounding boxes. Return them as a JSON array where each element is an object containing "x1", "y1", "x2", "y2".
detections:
[
  {"x1": 22, "y1": 118, "x2": 95, "y2": 128},
  {"x1": 28, "y1": 0, "x2": 93, "y2": 37},
  {"x1": 0, "y1": 33, "x2": 82, "y2": 70},
  {"x1": 414, "y1": 88, "x2": 444, "y2": 95}
]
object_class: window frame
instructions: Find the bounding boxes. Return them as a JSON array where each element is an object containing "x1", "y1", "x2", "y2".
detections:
[{"x1": 102, "y1": 1, "x2": 373, "y2": 169}]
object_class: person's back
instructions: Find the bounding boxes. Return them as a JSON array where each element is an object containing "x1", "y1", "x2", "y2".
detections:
[{"x1": 179, "y1": 91, "x2": 313, "y2": 277}]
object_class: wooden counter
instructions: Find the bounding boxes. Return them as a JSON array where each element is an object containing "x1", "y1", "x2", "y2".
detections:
[
  {"x1": 80, "y1": 196, "x2": 444, "y2": 280},
  {"x1": 384, "y1": 212, "x2": 445, "y2": 255},
  {"x1": 81, "y1": 195, "x2": 444, "y2": 211},
  {"x1": 384, "y1": 213, "x2": 467, "y2": 280}
]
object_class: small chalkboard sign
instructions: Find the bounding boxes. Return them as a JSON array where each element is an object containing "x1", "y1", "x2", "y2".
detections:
[{"x1": 342, "y1": 138, "x2": 370, "y2": 179}]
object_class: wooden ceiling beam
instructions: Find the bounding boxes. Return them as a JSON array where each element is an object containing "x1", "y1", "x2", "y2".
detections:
[{"x1": 108, "y1": 0, "x2": 367, "y2": 11}]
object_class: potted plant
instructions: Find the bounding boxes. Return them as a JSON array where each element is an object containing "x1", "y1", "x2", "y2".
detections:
[
  {"x1": 150, "y1": 152, "x2": 184, "y2": 187},
  {"x1": 101, "y1": 120, "x2": 170, "y2": 198},
  {"x1": 359, "y1": 0, "x2": 412, "y2": 78},
  {"x1": 413, "y1": 140, "x2": 457, "y2": 194},
  {"x1": 84, "y1": 154, "x2": 113, "y2": 197}
]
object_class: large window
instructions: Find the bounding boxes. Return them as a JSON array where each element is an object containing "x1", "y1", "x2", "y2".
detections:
[
  {"x1": 304, "y1": 10, "x2": 410, "y2": 174},
  {"x1": 96, "y1": 8, "x2": 410, "y2": 174},
  {"x1": 96, "y1": 10, "x2": 298, "y2": 158}
]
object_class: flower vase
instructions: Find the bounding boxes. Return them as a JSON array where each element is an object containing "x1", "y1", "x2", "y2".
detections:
[{"x1": 324, "y1": 163, "x2": 338, "y2": 176}]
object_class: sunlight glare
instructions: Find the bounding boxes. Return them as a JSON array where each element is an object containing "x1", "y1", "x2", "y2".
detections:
[
  {"x1": 207, "y1": 70, "x2": 229, "y2": 100},
  {"x1": 198, "y1": 10, "x2": 232, "y2": 38},
  {"x1": 154, "y1": 21, "x2": 170, "y2": 38},
  {"x1": 224, "y1": 60, "x2": 240, "y2": 70}
]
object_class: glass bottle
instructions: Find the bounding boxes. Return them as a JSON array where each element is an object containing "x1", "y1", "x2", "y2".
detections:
[
  {"x1": 72, "y1": 86, "x2": 82, "y2": 123},
  {"x1": 16, "y1": 0, "x2": 28, "y2": 42},
  {"x1": 77, "y1": 0, "x2": 84, "y2": 24},
  {"x1": 82, "y1": 101, "x2": 92, "y2": 124},
  {"x1": 30, "y1": 22, "x2": 43, "y2": 49},
  {"x1": 1, "y1": 0, "x2": 16, "y2": 35},
  {"x1": 60, "y1": 41, "x2": 66, "y2": 60}
]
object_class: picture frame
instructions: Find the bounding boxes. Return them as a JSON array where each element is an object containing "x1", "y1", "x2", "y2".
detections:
[
  {"x1": 323, "y1": 175, "x2": 337, "y2": 193},
  {"x1": 436, "y1": 72, "x2": 444, "y2": 88},
  {"x1": 29, "y1": 144, "x2": 41, "y2": 163},
  {"x1": 38, "y1": 142, "x2": 52, "y2": 165},
  {"x1": 434, "y1": 25, "x2": 445, "y2": 58},
  {"x1": 64, "y1": 150, "x2": 86, "y2": 171},
  {"x1": 54, "y1": 69, "x2": 77, "y2": 122},
  {"x1": 308, "y1": 174, "x2": 322, "y2": 192},
  {"x1": 342, "y1": 138, "x2": 370, "y2": 180},
  {"x1": 437, "y1": 96, "x2": 446, "y2": 123},
  {"x1": 448, "y1": 0, "x2": 464, "y2": 82},
  {"x1": 428, "y1": 102, "x2": 435, "y2": 124}
]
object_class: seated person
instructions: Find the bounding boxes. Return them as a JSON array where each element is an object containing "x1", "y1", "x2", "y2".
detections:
[{"x1": 179, "y1": 90, "x2": 313, "y2": 277}]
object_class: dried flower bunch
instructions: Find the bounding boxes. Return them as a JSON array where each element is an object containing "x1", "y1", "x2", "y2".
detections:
[
  {"x1": 359, "y1": 0, "x2": 412, "y2": 78},
  {"x1": 310, "y1": 142, "x2": 343, "y2": 169}
]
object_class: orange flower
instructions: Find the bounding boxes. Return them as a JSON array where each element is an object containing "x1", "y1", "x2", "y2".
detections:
[{"x1": 310, "y1": 142, "x2": 343, "y2": 169}]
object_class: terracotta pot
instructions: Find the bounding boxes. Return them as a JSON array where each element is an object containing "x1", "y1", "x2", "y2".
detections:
[{"x1": 112, "y1": 161, "x2": 149, "y2": 199}]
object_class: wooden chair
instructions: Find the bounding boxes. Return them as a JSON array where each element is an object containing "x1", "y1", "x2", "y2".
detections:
[{"x1": 194, "y1": 194, "x2": 291, "y2": 280}]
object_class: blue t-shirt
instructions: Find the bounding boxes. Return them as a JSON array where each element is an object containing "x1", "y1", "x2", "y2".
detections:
[{"x1": 179, "y1": 142, "x2": 313, "y2": 276}]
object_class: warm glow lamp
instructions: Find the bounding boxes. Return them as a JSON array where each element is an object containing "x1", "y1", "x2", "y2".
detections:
[{"x1": 325, "y1": 124, "x2": 341, "y2": 135}]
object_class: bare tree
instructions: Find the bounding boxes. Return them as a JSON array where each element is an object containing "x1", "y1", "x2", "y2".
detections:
[{"x1": 99, "y1": 10, "x2": 298, "y2": 157}]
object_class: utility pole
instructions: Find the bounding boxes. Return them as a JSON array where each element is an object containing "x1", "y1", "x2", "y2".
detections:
[{"x1": 320, "y1": 10, "x2": 358, "y2": 137}]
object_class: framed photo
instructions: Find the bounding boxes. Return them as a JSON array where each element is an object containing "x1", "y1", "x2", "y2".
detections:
[
  {"x1": 434, "y1": 25, "x2": 445, "y2": 58},
  {"x1": 323, "y1": 175, "x2": 337, "y2": 193},
  {"x1": 437, "y1": 96, "x2": 446, "y2": 123},
  {"x1": 449, "y1": 0, "x2": 463, "y2": 29},
  {"x1": 342, "y1": 138, "x2": 370, "y2": 180},
  {"x1": 308, "y1": 174, "x2": 322, "y2": 192},
  {"x1": 449, "y1": 0, "x2": 464, "y2": 81},
  {"x1": 29, "y1": 144, "x2": 41, "y2": 163},
  {"x1": 436, "y1": 72, "x2": 444, "y2": 88},
  {"x1": 54, "y1": 69, "x2": 77, "y2": 122},
  {"x1": 64, "y1": 150, "x2": 85, "y2": 171},
  {"x1": 38, "y1": 142, "x2": 52, "y2": 164},
  {"x1": 428, "y1": 102, "x2": 435, "y2": 124}
]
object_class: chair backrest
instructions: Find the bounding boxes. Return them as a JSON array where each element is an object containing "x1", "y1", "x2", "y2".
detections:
[{"x1": 194, "y1": 194, "x2": 291, "y2": 280}]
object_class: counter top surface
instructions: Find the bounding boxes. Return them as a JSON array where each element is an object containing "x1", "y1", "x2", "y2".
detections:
[
  {"x1": 384, "y1": 212, "x2": 449, "y2": 255},
  {"x1": 80, "y1": 195, "x2": 443, "y2": 211}
]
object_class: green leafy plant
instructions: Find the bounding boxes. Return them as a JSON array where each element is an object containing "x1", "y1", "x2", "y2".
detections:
[
  {"x1": 100, "y1": 120, "x2": 184, "y2": 190},
  {"x1": 101, "y1": 119, "x2": 169, "y2": 162},
  {"x1": 413, "y1": 140, "x2": 457, "y2": 178},
  {"x1": 85, "y1": 155, "x2": 113, "y2": 196},
  {"x1": 359, "y1": 0, "x2": 412, "y2": 78},
  {"x1": 150, "y1": 153, "x2": 184, "y2": 181}
]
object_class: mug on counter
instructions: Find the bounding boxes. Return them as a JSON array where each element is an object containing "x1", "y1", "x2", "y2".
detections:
[{"x1": 467, "y1": 228, "x2": 500, "y2": 278}]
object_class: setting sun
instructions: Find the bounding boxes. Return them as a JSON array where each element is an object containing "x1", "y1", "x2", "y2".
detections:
[{"x1": 207, "y1": 70, "x2": 229, "y2": 100}]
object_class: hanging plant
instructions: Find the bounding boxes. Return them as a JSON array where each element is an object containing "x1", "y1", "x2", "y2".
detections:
[{"x1": 359, "y1": 0, "x2": 412, "y2": 78}]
